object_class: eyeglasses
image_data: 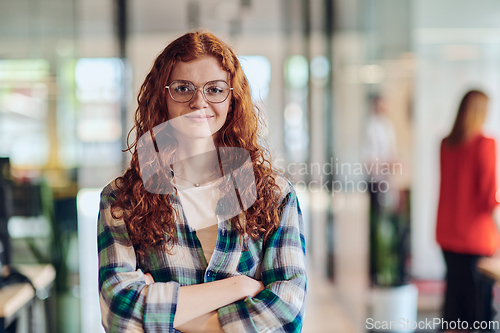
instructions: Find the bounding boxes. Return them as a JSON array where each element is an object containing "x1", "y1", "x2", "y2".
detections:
[{"x1": 165, "y1": 80, "x2": 233, "y2": 104}]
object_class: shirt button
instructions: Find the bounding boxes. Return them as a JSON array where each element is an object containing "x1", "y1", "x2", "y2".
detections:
[{"x1": 207, "y1": 271, "x2": 211, "y2": 277}]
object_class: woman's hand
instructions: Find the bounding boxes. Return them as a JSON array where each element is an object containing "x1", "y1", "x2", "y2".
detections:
[
  {"x1": 477, "y1": 257, "x2": 500, "y2": 281},
  {"x1": 144, "y1": 273, "x2": 155, "y2": 285},
  {"x1": 176, "y1": 311, "x2": 224, "y2": 333},
  {"x1": 236, "y1": 275, "x2": 265, "y2": 298}
]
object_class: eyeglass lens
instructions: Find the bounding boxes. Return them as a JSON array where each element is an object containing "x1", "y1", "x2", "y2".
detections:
[{"x1": 168, "y1": 80, "x2": 231, "y2": 103}]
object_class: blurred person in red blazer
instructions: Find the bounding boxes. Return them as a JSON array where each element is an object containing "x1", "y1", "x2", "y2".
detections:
[{"x1": 436, "y1": 90, "x2": 500, "y2": 332}]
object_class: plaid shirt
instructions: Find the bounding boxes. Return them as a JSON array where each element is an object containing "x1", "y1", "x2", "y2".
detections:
[{"x1": 98, "y1": 176, "x2": 307, "y2": 333}]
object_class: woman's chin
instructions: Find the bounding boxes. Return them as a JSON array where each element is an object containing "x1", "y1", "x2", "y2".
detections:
[
  {"x1": 170, "y1": 123, "x2": 211, "y2": 138},
  {"x1": 179, "y1": 131, "x2": 213, "y2": 140}
]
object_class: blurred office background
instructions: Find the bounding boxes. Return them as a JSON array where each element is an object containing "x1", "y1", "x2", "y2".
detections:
[{"x1": 1, "y1": 0, "x2": 500, "y2": 332}]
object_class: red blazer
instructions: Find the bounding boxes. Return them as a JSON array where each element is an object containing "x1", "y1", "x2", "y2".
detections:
[{"x1": 436, "y1": 134, "x2": 500, "y2": 256}]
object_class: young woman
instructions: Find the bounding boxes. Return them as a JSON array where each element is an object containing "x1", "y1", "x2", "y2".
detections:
[
  {"x1": 98, "y1": 31, "x2": 307, "y2": 333},
  {"x1": 436, "y1": 90, "x2": 498, "y2": 332}
]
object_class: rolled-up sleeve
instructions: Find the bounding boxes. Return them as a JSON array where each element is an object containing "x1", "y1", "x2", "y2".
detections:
[
  {"x1": 98, "y1": 185, "x2": 180, "y2": 333},
  {"x1": 217, "y1": 191, "x2": 307, "y2": 333}
]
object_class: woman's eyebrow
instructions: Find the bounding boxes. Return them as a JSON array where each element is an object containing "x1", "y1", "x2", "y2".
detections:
[{"x1": 172, "y1": 78, "x2": 229, "y2": 85}]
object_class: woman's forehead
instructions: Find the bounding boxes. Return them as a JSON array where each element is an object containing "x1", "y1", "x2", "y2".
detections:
[{"x1": 169, "y1": 56, "x2": 230, "y2": 84}]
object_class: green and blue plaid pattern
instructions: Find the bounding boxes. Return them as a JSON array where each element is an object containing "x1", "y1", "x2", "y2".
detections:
[{"x1": 98, "y1": 176, "x2": 307, "y2": 332}]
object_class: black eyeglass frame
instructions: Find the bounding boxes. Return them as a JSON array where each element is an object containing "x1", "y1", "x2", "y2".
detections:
[{"x1": 165, "y1": 80, "x2": 233, "y2": 104}]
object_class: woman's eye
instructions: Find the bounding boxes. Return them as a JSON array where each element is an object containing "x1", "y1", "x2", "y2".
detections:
[
  {"x1": 206, "y1": 87, "x2": 223, "y2": 94},
  {"x1": 175, "y1": 85, "x2": 192, "y2": 93}
]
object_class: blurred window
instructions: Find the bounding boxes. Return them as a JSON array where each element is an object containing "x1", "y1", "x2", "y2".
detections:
[
  {"x1": 0, "y1": 60, "x2": 50, "y2": 167},
  {"x1": 75, "y1": 58, "x2": 123, "y2": 166},
  {"x1": 284, "y1": 55, "x2": 309, "y2": 163},
  {"x1": 285, "y1": 55, "x2": 309, "y2": 89},
  {"x1": 239, "y1": 55, "x2": 271, "y2": 102}
]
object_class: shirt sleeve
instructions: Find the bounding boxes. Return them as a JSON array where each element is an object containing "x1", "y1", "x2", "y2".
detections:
[
  {"x1": 476, "y1": 138, "x2": 499, "y2": 214},
  {"x1": 217, "y1": 190, "x2": 307, "y2": 333},
  {"x1": 98, "y1": 184, "x2": 181, "y2": 333}
]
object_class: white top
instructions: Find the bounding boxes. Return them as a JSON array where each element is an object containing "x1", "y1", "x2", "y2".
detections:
[
  {"x1": 173, "y1": 179, "x2": 219, "y2": 263},
  {"x1": 174, "y1": 180, "x2": 219, "y2": 230}
]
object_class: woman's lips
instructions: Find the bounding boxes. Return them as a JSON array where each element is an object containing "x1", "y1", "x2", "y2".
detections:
[{"x1": 184, "y1": 114, "x2": 214, "y2": 123}]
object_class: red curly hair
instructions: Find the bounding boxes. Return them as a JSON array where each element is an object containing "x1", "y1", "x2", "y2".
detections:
[{"x1": 111, "y1": 31, "x2": 282, "y2": 256}]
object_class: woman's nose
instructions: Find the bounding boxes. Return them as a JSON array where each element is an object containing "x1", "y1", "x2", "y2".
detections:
[{"x1": 189, "y1": 88, "x2": 208, "y2": 108}]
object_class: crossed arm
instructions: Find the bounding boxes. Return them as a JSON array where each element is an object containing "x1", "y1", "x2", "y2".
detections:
[{"x1": 143, "y1": 273, "x2": 264, "y2": 332}]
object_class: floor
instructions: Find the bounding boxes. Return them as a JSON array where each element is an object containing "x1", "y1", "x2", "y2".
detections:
[
  {"x1": 302, "y1": 267, "x2": 357, "y2": 333},
  {"x1": 299, "y1": 189, "x2": 371, "y2": 333}
]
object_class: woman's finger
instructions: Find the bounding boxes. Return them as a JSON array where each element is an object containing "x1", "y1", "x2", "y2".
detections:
[{"x1": 144, "y1": 273, "x2": 155, "y2": 285}]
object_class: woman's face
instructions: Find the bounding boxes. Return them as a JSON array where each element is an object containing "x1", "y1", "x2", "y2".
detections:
[{"x1": 166, "y1": 56, "x2": 231, "y2": 139}]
